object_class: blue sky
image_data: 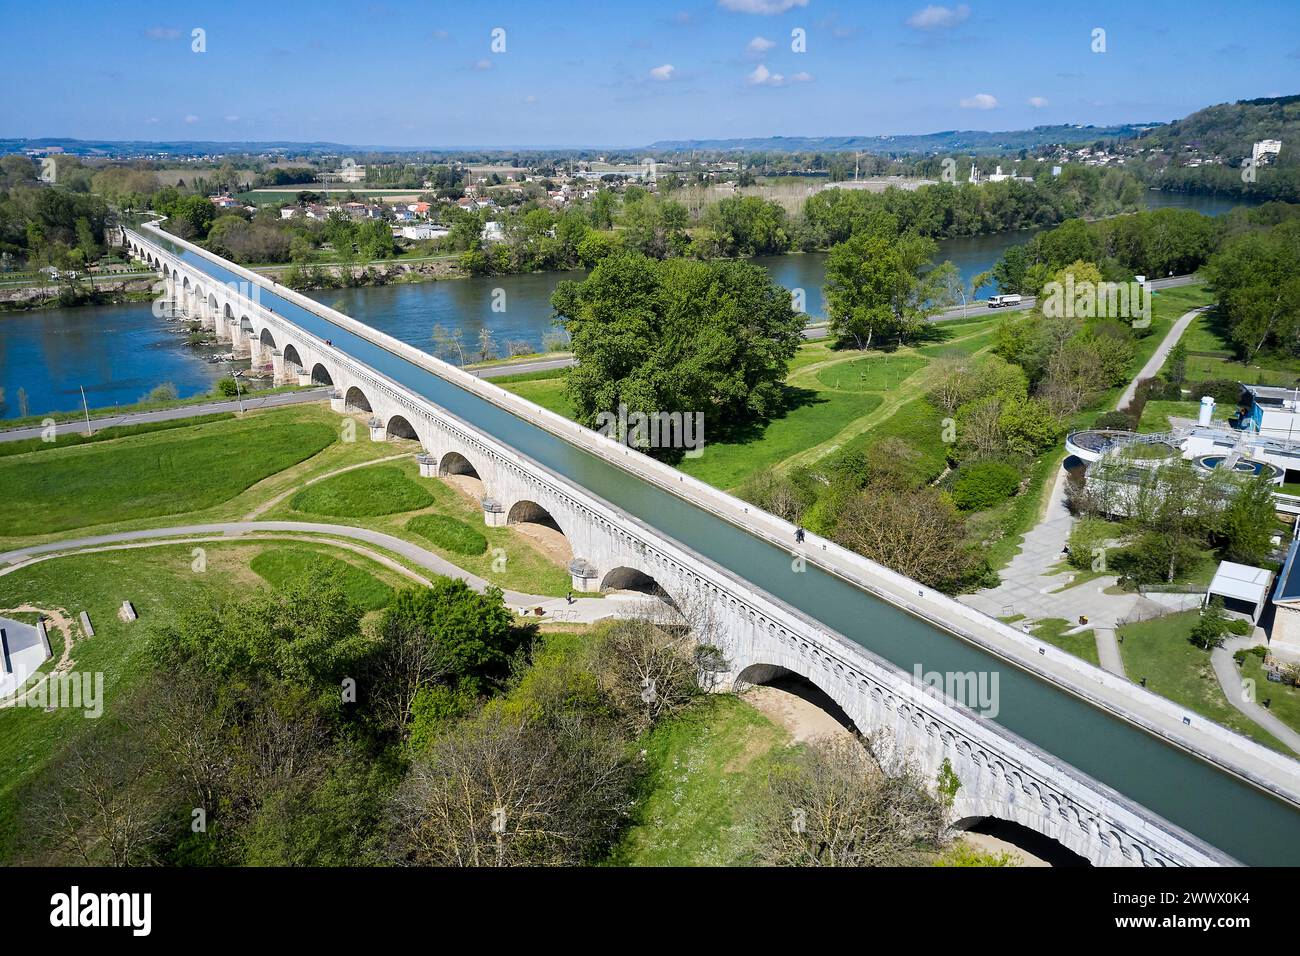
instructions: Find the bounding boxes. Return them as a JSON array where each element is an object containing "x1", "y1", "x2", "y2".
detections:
[{"x1": 2, "y1": 0, "x2": 1298, "y2": 147}]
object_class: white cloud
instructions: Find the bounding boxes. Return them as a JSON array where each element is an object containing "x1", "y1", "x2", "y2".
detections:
[
  {"x1": 746, "y1": 36, "x2": 776, "y2": 54},
  {"x1": 906, "y1": 4, "x2": 970, "y2": 30},
  {"x1": 791, "y1": 71, "x2": 814, "y2": 83},
  {"x1": 473, "y1": 58, "x2": 492, "y2": 71},
  {"x1": 747, "y1": 63, "x2": 786, "y2": 86},
  {"x1": 145, "y1": 117, "x2": 160, "y2": 124},
  {"x1": 719, "y1": 0, "x2": 809, "y2": 15},
  {"x1": 959, "y1": 93, "x2": 998, "y2": 109},
  {"x1": 183, "y1": 114, "x2": 200, "y2": 124},
  {"x1": 143, "y1": 27, "x2": 181, "y2": 40},
  {"x1": 649, "y1": 63, "x2": 675, "y2": 81},
  {"x1": 224, "y1": 114, "x2": 241, "y2": 122},
  {"x1": 1027, "y1": 96, "x2": 1049, "y2": 108},
  {"x1": 525, "y1": 94, "x2": 538, "y2": 104}
]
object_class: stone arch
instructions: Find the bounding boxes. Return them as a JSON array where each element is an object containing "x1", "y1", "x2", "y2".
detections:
[
  {"x1": 506, "y1": 499, "x2": 572, "y2": 564},
  {"x1": 259, "y1": 327, "x2": 277, "y2": 349},
  {"x1": 343, "y1": 385, "x2": 372, "y2": 414},
  {"x1": 239, "y1": 315, "x2": 254, "y2": 334},
  {"x1": 283, "y1": 344, "x2": 303, "y2": 368},
  {"x1": 949, "y1": 812, "x2": 1092, "y2": 867},
  {"x1": 211, "y1": 293, "x2": 221, "y2": 316},
  {"x1": 600, "y1": 565, "x2": 673, "y2": 602},
  {"x1": 385, "y1": 414, "x2": 419, "y2": 441},
  {"x1": 310, "y1": 363, "x2": 334, "y2": 386},
  {"x1": 507, "y1": 499, "x2": 566, "y2": 537},
  {"x1": 438, "y1": 451, "x2": 480, "y2": 479},
  {"x1": 733, "y1": 662, "x2": 861, "y2": 737}
]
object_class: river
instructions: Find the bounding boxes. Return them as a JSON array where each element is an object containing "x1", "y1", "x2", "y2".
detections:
[{"x1": 0, "y1": 190, "x2": 1259, "y2": 419}]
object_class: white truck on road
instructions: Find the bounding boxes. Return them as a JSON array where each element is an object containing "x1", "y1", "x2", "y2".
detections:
[{"x1": 987, "y1": 293, "x2": 1023, "y2": 309}]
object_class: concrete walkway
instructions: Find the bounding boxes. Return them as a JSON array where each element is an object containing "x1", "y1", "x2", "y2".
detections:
[
  {"x1": 0, "y1": 521, "x2": 660, "y2": 626},
  {"x1": 0, "y1": 387, "x2": 335, "y2": 443},
  {"x1": 1212, "y1": 636, "x2": 1300, "y2": 755},
  {"x1": 1116, "y1": 306, "x2": 1210, "y2": 410}
]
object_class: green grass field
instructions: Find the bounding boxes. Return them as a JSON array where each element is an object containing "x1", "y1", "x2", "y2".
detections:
[
  {"x1": 1240, "y1": 656, "x2": 1300, "y2": 737},
  {"x1": 406, "y1": 514, "x2": 488, "y2": 556},
  {"x1": 608, "y1": 694, "x2": 791, "y2": 866},
  {"x1": 1029, "y1": 618, "x2": 1101, "y2": 666},
  {"x1": 249, "y1": 545, "x2": 394, "y2": 610},
  {"x1": 0, "y1": 415, "x2": 336, "y2": 536},
  {"x1": 813, "y1": 354, "x2": 927, "y2": 391},
  {"x1": 1117, "y1": 611, "x2": 1286, "y2": 751},
  {"x1": 291, "y1": 465, "x2": 434, "y2": 517},
  {"x1": 679, "y1": 390, "x2": 884, "y2": 489},
  {"x1": 0, "y1": 413, "x2": 235, "y2": 458}
]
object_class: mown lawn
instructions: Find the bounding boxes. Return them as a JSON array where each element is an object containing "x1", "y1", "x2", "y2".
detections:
[
  {"x1": 249, "y1": 545, "x2": 394, "y2": 610},
  {"x1": 1117, "y1": 611, "x2": 1286, "y2": 751},
  {"x1": 1029, "y1": 617, "x2": 1100, "y2": 666},
  {"x1": 678, "y1": 389, "x2": 883, "y2": 490},
  {"x1": 267, "y1": 457, "x2": 575, "y2": 597},
  {"x1": 406, "y1": 514, "x2": 488, "y2": 556},
  {"x1": 0, "y1": 413, "x2": 235, "y2": 458},
  {"x1": 814, "y1": 354, "x2": 927, "y2": 391},
  {"x1": 1240, "y1": 655, "x2": 1300, "y2": 738},
  {"x1": 0, "y1": 415, "x2": 337, "y2": 536},
  {"x1": 608, "y1": 694, "x2": 791, "y2": 867},
  {"x1": 292, "y1": 465, "x2": 434, "y2": 517},
  {"x1": 0, "y1": 544, "x2": 256, "y2": 859}
]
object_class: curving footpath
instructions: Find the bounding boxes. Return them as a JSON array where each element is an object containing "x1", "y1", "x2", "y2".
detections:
[{"x1": 0, "y1": 522, "x2": 656, "y2": 625}]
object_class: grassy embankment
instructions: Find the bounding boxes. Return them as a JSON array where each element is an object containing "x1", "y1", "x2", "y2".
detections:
[
  {"x1": 0, "y1": 404, "x2": 574, "y2": 597},
  {"x1": 1117, "y1": 610, "x2": 1289, "y2": 752},
  {"x1": 0, "y1": 540, "x2": 408, "y2": 859}
]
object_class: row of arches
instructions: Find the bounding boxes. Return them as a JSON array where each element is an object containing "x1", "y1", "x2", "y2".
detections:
[{"x1": 131, "y1": 233, "x2": 1106, "y2": 864}]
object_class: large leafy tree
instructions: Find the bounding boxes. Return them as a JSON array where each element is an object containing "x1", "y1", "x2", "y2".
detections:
[
  {"x1": 552, "y1": 252, "x2": 804, "y2": 448},
  {"x1": 1203, "y1": 219, "x2": 1300, "y2": 361},
  {"x1": 823, "y1": 230, "x2": 955, "y2": 350}
]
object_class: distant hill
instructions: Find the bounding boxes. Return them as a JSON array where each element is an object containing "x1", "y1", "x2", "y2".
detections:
[
  {"x1": 646, "y1": 124, "x2": 1163, "y2": 156},
  {"x1": 0, "y1": 138, "x2": 379, "y2": 157},
  {"x1": 1129, "y1": 94, "x2": 1300, "y2": 159}
]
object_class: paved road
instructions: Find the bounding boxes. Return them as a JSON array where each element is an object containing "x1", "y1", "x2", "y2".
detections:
[
  {"x1": 0, "y1": 388, "x2": 335, "y2": 443},
  {"x1": 0, "y1": 521, "x2": 655, "y2": 625}
]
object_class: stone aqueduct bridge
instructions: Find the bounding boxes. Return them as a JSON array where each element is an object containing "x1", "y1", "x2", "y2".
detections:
[{"x1": 124, "y1": 224, "x2": 1264, "y2": 867}]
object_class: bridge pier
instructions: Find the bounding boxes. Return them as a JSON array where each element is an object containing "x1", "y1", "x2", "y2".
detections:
[
  {"x1": 367, "y1": 416, "x2": 386, "y2": 441},
  {"x1": 416, "y1": 453, "x2": 437, "y2": 477},
  {"x1": 481, "y1": 497, "x2": 507, "y2": 527},
  {"x1": 248, "y1": 335, "x2": 264, "y2": 367},
  {"x1": 214, "y1": 312, "x2": 231, "y2": 343},
  {"x1": 568, "y1": 558, "x2": 601, "y2": 593},
  {"x1": 296, "y1": 368, "x2": 313, "y2": 386},
  {"x1": 269, "y1": 349, "x2": 286, "y2": 384},
  {"x1": 329, "y1": 389, "x2": 346, "y2": 413}
]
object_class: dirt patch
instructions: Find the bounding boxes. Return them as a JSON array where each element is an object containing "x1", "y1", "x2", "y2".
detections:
[
  {"x1": 741, "y1": 684, "x2": 854, "y2": 746},
  {"x1": 443, "y1": 474, "x2": 484, "y2": 500},
  {"x1": 509, "y1": 521, "x2": 573, "y2": 565},
  {"x1": 955, "y1": 832, "x2": 1049, "y2": 867}
]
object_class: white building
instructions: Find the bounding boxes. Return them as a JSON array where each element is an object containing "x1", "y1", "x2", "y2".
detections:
[
  {"x1": 1253, "y1": 140, "x2": 1282, "y2": 166},
  {"x1": 395, "y1": 224, "x2": 450, "y2": 241},
  {"x1": 0, "y1": 616, "x2": 52, "y2": 699}
]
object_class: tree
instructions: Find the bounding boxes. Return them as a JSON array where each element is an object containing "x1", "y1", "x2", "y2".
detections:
[
  {"x1": 1190, "y1": 600, "x2": 1232, "y2": 651},
  {"x1": 750, "y1": 737, "x2": 948, "y2": 867},
  {"x1": 388, "y1": 709, "x2": 633, "y2": 866},
  {"x1": 368, "y1": 580, "x2": 526, "y2": 733},
  {"x1": 824, "y1": 231, "x2": 952, "y2": 350},
  {"x1": 552, "y1": 252, "x2": 804, "y2": 449},
  {"x1": 595, "y1": 616, "x2": 708, "y2": 735},
  {"x1": 831, "y1": 483, "x2": 980, "y2": 592},
  {"x1": 1217, "y1": 476, "x2": 1277, "y2": 565}
]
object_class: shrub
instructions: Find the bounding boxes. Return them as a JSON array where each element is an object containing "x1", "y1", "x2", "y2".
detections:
[
  {"x1": 1226, "y1": 618, "x2": 1252, "y2": 636},
  {"x1": 1093, "y1": 411, "x2": 1132, "y2": 430},
  {"x1": 1066, "y1": 516, "x2": 1114, "y2": 571},
  {"x1": 406, "y1": 514, "x2": 488, "y2": 556},
  {"x1": 950, "y1": 460, "x2": 1020, "y2": 512},
  {"x1": 1190, "y1": 379, "x2": 1243, "y2": 405},
  {"x1": 214, "y1": 376, "x2": 240, "y2": 397}
]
